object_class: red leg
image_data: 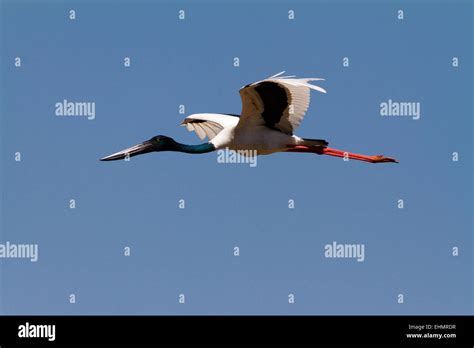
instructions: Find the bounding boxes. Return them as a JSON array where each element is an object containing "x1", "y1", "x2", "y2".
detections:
[{"x1": 287, "y1": 145, "x2": 398, "y2": 164}]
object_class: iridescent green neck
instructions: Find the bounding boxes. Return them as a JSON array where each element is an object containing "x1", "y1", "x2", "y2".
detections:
[{"x1": 175, "y1": 142, "x2": 215, "y2": 154}]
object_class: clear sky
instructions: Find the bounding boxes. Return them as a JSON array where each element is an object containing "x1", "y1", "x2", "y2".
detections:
[{"x1": 0, "y1": 0, "x2": 472, "y2": 315}]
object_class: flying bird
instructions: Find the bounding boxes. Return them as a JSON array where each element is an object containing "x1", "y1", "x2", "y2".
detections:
[{"x1": 101, "y1": 72, "x2": 398, "y2": 164}]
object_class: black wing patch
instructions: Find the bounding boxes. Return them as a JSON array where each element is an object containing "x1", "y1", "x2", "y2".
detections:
[{"x1": 254, "y1": 82, "x2": 289, "y2": 130}]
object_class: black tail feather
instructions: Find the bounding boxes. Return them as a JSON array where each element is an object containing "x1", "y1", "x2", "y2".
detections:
[{"x1": 302, "y1": 138, "x2": 328, "y2": 147}]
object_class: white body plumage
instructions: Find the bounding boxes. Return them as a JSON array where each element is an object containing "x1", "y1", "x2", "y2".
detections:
[{"x1": 181, "y1": 72, "x2": 327, "y2": 155}]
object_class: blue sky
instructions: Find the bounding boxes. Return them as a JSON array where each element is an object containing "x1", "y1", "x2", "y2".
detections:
[{"x1": 0, "y1": 0, "x2": 472, "y2": 315}]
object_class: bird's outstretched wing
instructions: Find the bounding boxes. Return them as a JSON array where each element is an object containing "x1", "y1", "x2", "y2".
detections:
[
  {"x1": 237, "y1": 71, "x2": 326, "y2": 135},
  {"x1": 181, "y1": 113, "x2": 239, "y2": 141}
]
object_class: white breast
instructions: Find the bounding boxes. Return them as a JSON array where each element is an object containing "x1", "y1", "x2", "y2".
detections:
[{"x1": 211, "y1": 125, "x2": 301, "y2": 155}]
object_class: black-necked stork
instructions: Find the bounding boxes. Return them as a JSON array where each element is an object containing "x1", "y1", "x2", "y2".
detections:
[{"x1": 101, "y1": 72, "x2": 398, "y2": 163}]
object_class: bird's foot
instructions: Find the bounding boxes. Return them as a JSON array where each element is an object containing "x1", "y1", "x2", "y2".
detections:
[{"x1": 372, "y1": 155, "x2": 398, "y2": 163}]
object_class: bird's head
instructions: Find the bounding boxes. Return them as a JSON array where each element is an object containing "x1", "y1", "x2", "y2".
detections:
[{"x1": 100, "y1": 135, "x2": 177, "y2": 161}]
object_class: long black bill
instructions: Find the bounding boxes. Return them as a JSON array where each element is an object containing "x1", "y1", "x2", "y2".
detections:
[{"x1": 100, "y1": 140, "x2": 154, "y2": 161}]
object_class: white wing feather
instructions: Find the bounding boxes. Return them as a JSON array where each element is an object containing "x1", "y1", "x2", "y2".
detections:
[{"x1": 181, "y1": 113, "x2": 239, "y2": 141}]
